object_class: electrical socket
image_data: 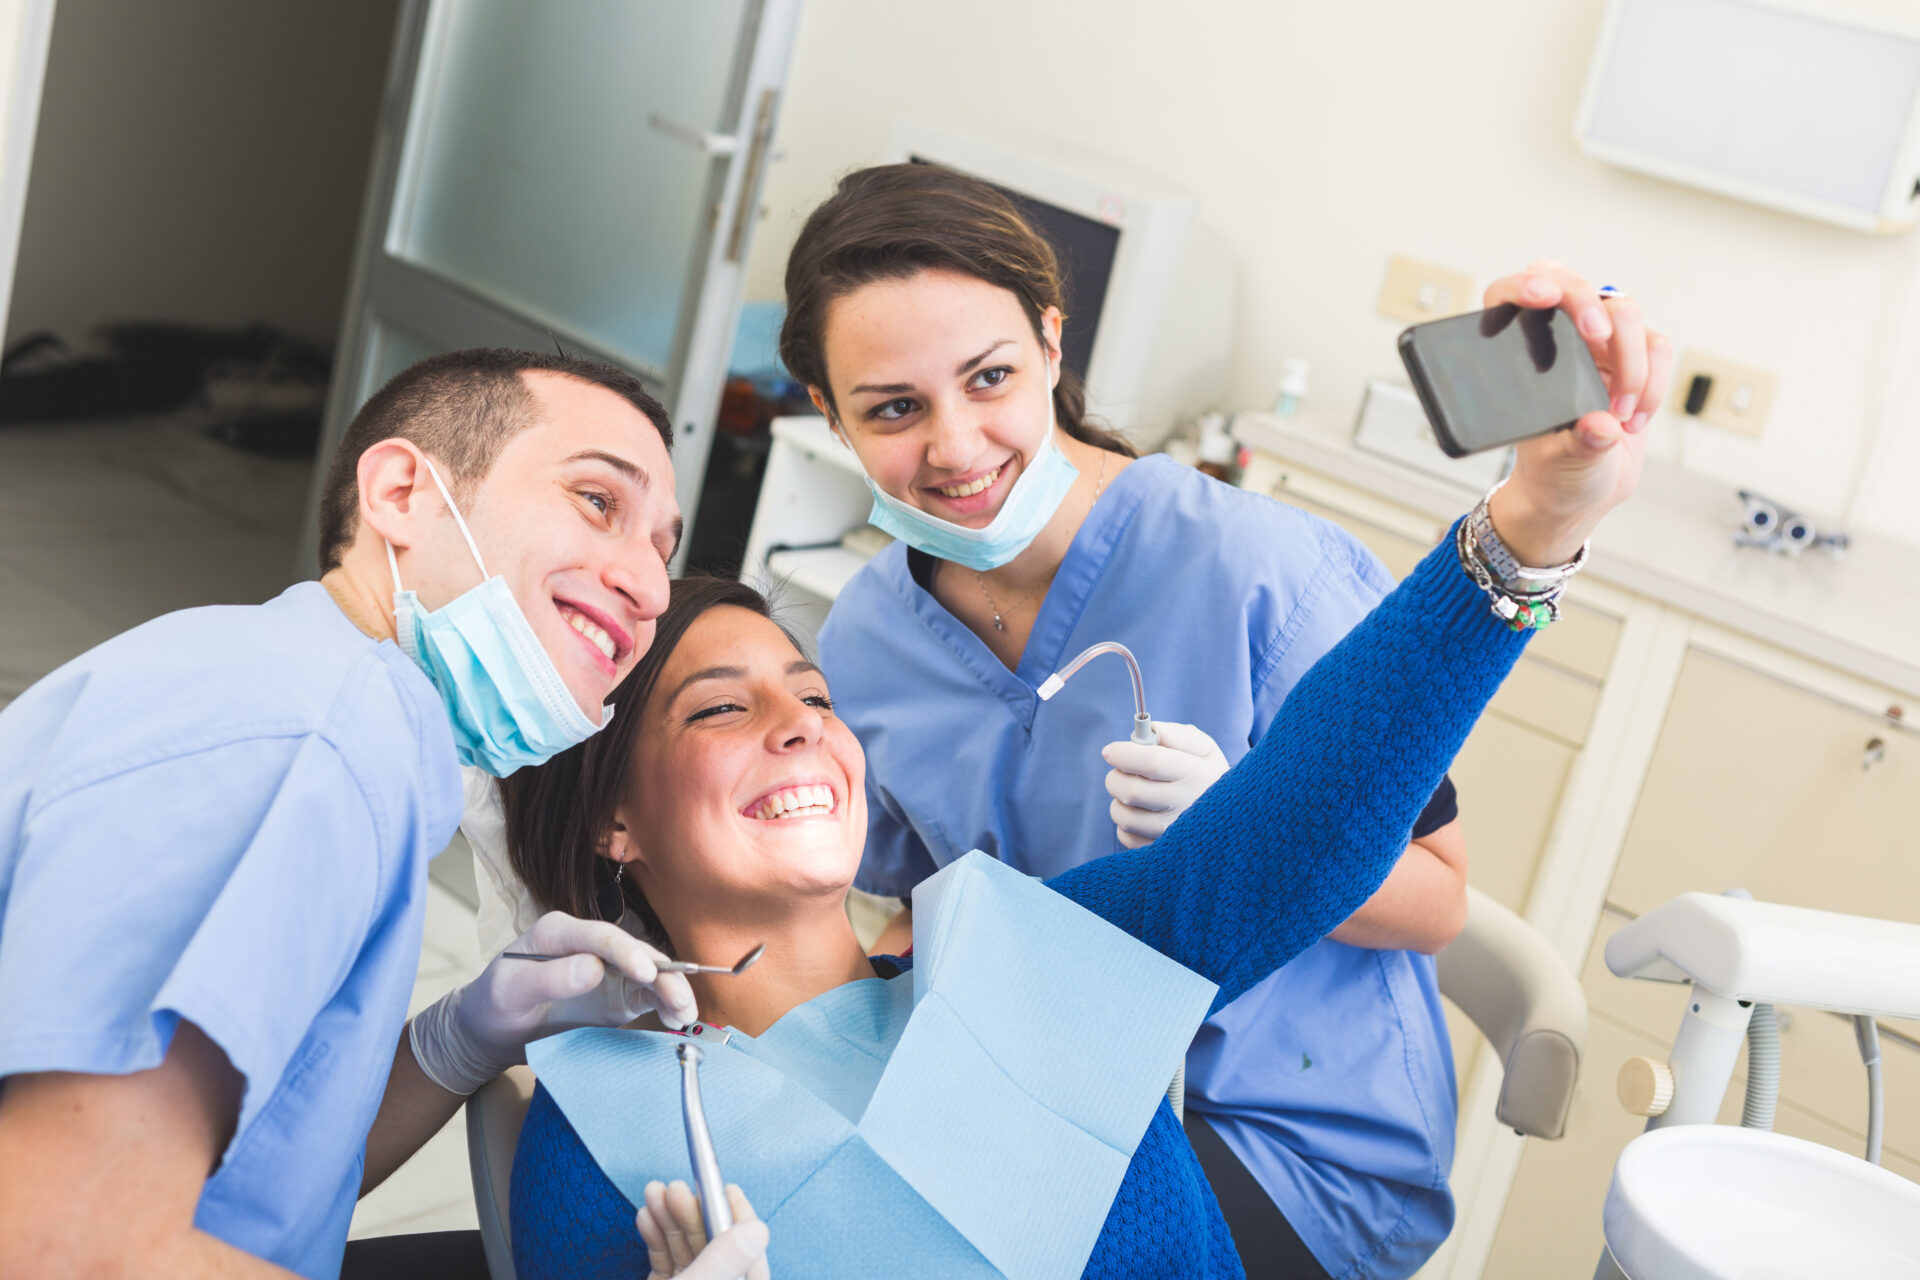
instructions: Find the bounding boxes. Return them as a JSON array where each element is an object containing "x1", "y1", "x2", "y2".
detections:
[
  {"x1": 1378, "y1": 255, "x2": 1475, "y2": 324},
  {"x1": 1674, "y1": 349, "x2": 1777, "y2": 439}
]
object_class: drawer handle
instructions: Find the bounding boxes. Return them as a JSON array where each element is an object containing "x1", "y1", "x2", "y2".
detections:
[{"x1": 1863, "y1": 737, "x2": 1888, "y2": 771}]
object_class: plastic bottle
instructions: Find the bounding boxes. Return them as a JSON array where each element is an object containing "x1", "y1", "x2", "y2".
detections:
[
  {"x1": 1274, "y1": 358, "x2": 1311, "y2": 417},
  {"x1": 1196, "y1": 413, "x2": 1237, "y2": 483}
]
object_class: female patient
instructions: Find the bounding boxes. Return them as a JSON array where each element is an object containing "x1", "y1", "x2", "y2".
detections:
[{"x1": 494, "y1": 354, "x2": 1659, "y2": 1278}]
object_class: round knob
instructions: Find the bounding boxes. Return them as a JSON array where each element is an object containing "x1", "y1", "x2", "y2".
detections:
[{"x1": 1618, "y1": 1056, "x2": 1675, "y2": 1117}]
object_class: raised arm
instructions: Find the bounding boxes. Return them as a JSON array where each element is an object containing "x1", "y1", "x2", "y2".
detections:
[
  {"x1": 1047, "y1": 531, "x2": 1523, "y2": 1010},
  {"x1": 1049, "y1": 260, "x2": 1668, "y2": 1013}
]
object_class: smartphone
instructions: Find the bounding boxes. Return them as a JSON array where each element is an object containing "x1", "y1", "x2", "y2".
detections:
[{"x1": 1397, "y1": 304, "x2": 1610, "y2": 458}]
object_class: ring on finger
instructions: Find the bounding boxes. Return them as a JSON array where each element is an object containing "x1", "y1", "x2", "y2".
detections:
[{"x1": 1597, "y1": 284, "x2": 1625, "y2": 301}]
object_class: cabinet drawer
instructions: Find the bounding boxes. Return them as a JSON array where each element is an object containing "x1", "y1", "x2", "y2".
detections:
[
  {"x1": 1488, "y1": 656, "x2": 1599, "y2": 746},
  {"x1": 1451, "y1": 711, "x2": 1577, "y2": 915},
  {"x1": 1608, "y1": 650, "x2": 1920, "y2": 922},
  {"x1": 1527, "y1": 597, "x2": 1621, "y2": 683}
]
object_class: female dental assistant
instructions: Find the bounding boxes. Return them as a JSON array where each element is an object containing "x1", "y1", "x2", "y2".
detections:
[{"x1": 789, "y1": 166, "x2": 1663, "y2": 1279}]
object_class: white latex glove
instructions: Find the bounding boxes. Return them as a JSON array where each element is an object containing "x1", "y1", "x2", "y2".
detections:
[
  {"x1": 638, "y1": 1179, "x2": 771, "y2": 1280},
  {"x1": 1102, "y1": 721, "x2": 1230, "y2": 850},
  {"x1": 410, "y1": 911, "x2": 698, "y2": 1096}
]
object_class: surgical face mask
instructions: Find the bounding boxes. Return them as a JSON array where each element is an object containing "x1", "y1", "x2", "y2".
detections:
[
  {"x1": 851, "y1": 361, "x2": 1080, "y2": 572},
  {"x1": 386, "y1": 459, "x2": 611, "y2": 777}
]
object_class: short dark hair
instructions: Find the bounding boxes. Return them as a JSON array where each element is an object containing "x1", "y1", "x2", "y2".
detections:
[
  {"x1": 498, "y1": 576, "x2": 806, "y2": 952},
  {"x1": 315, "y1": 348, "x2": 672, "y2": 573}
]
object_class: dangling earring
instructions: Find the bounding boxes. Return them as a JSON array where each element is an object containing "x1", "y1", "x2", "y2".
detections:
[{"x1": 599, "y1": 858, "x2": 627, "y2": 924}]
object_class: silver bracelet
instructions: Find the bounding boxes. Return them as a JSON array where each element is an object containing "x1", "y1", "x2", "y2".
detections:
[{"x1": 1457, "y1": 483, "x2": 1589, "y2": 630}]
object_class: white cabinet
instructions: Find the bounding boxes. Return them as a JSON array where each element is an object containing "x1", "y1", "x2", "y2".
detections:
[{"x1": 739, "y1": 414, "x2": 877, "y2": 641}]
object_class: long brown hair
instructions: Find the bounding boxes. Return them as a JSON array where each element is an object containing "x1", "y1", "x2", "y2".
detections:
[
  {"x1": 778, "y1": 163, "x2": 1137, "y2": 459},
  {"x1": 497, "y1": 576, "x2": 801, "y2": 952}
]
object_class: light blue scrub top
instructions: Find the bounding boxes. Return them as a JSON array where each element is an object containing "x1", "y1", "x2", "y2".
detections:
[
  {"x1": 0, "y1": 582, "x2": 462, "y2": 1279},
  {"x1": 817, "y1": 454, "x2": 1457, "y2": 1279}
]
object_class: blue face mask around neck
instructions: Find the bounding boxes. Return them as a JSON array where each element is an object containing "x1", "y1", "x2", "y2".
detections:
[
  {"x1": 386, "y1": 459, "x2": 611, "y2": 777},
  {"x1": 852, "y1": 363, "x2": 1081, "y2": 573}
]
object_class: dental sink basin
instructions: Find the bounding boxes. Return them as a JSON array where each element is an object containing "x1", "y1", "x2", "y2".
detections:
[{"x1": 1604, "y1": 1125, "x2": 1920, "y2": 1279}]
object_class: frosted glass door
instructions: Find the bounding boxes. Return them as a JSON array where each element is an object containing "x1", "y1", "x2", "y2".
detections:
[
  {"x1": 394, "y1": 1, "x2": 747, "y2": 377},
  {"x1": 300, "y1": 0, "x2": 801, "y2": 575}
]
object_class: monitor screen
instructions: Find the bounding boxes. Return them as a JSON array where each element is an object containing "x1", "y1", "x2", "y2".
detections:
[{"x1": 910, "y1": 156, "x2": 1119, "y2": 384}]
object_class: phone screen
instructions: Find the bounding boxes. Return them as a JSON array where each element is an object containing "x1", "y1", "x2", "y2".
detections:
[{"x1": 1398, "y1": 305, "x2": 1610, "y2": 457}]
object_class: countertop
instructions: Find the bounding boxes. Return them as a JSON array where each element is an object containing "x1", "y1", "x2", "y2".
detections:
[{"x1": 1230, "y1": 411, "x2": 1920, "y2": 700}]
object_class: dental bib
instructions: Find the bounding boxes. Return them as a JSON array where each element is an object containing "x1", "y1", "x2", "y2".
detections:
[{"x1": 527, "y1": 851, "x2": 1217, "y2": 1280}]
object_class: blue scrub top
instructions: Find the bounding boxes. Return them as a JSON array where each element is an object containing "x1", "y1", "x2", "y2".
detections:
[
  {"x1": 818, "y1": 454, "x2": 1457, "y2": 1279},
  {"x1": 0, "y1": 582, "x2": 462, "y2": 1279}
]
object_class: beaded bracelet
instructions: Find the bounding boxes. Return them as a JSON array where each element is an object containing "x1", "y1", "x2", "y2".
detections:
[{"x1": 1455, "y1": 489, "x2": 1588, "y2": 631}]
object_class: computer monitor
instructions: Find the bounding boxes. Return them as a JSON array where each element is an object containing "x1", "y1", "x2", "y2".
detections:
[{"x1": 888, "y1": 119, "x2": 1232, "y2": 448}]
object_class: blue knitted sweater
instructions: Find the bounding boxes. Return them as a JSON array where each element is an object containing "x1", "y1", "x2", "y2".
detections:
[{"x1": 510, "y1": 527, "x2": 1528, "y2": 1279}]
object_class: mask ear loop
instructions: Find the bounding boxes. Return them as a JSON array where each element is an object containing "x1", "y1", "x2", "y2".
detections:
[
  {"x1": 381, "y1": 456, "x2": 489, "y2": 589},
  {"x1": 417, "y1": 457, "x2": 490, "y2": 578}
]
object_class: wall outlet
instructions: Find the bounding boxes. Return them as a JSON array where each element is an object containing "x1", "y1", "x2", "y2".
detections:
[
  {"x1": 1378, "y1": 255, "x2": 1475, "y2": 324},
  {"x1": 1674, "y1": 350, "x2": 1777, "y2": 439}
]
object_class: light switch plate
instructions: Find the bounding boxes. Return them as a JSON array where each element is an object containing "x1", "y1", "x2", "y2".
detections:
[
  {"x1": 1674, "y1": 350, "x2": 1777, "y2": 439},
  {"x1": 1378, "y1": 255, "x2": 1476, "y2": 324}
]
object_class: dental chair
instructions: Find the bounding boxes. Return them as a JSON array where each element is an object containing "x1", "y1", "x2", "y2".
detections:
[{"x1": 463, "y1": 885, "x2": 1587, "y2": 1279}]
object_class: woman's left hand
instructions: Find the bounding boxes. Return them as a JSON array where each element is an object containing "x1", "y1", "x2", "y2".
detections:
[
  {"x1": 1102, "y1": 721, "x2": 1230, "y2": 849},
  {"x1": 637, "y1": 1180, "x2": 771, "y2": 1280},
  {"x1": 1481, "y1": 260, "x2": 1674, "y2": 566}
]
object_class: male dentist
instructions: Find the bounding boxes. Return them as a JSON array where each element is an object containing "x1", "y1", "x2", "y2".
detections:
[{"x1": 0, "y1": 350, "x2": 766, "y2": 1278}]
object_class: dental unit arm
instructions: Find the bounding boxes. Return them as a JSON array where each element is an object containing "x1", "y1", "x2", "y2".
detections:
[
  {"x1": 1592, "y1": 894, "x2": 1920, "y2": 1280},
  {"x1": 1038, "y1": 642, "x2": 1159, "y2": 745},
  {"x1": 1604, "y1": 892, "x2": 1920, "y2": 1145}
]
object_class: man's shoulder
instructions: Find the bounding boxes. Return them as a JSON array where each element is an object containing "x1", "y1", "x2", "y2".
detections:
[{"x1": 2, "y1": 583, "x2": 443, "y2": 797}]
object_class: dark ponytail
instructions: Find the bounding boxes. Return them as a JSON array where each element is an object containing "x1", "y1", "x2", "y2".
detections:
[{"x1": 778, "y1": 163, "x2": 1136, "y2": 459}]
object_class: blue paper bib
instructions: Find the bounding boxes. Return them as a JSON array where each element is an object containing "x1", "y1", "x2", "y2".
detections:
[{"x1": 527, "y1": 851, "x2": 1218, "y2": 1280}]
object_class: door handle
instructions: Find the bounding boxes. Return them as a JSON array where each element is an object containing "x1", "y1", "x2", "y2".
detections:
[
  {"x1": 1863, "y1": 737, "x2": 1887, "y2": 771},
  {"x1": 723, "y1": 89, "x2": 779, "y2": 263},
  {"x1": 647, "y1": 112, "x2": 738, "y2": 158}
]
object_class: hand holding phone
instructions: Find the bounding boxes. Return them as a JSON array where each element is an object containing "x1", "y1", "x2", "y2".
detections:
[
  {"x1": 1410, "y1": 260, "x2": 1674, "y2": 566},
  {"x1": 1397, "y1": 305, "x2": 1610, "y2": 458}
]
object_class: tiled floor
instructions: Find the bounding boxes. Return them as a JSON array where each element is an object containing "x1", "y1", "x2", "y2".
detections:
[{"x1": 0, "y1": 413, "x2": 485, "y2": 1238}]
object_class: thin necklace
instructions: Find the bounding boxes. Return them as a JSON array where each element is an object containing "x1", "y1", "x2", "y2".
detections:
[{"x1": 974, "y1": 449, "x2": 1111, "y2": 632}]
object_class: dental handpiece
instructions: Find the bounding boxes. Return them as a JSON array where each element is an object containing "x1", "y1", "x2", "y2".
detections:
[
  {"x1": 676, "y1": 1042, "x2": 734, "y2": 1237},
  {"x1": 1036, "y1": 641, "x2": 1158, "y2": 745}
]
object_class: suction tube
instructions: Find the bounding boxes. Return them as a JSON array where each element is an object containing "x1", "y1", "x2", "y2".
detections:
[
  {"x1": 1740, "y1": 1003, "x2": 1779, "y2": 1131},
  {"x1": 1855, "y1": 1015, "x2": 1885, "y2": 1165},
  {"x1": 1037, "y1": 642, "x2": 1158, "y2": 744}
]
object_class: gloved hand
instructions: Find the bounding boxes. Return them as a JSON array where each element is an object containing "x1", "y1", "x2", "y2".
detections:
[
  {"x1": 638, "y1": 1179, "x2": 771, "y2": 1280},
  {"x1": 410, "y1": 911, "x2": 698, "y2": 1096},
  {"x1": 1102, "y1": 721, "x2": 1230, "y2": 850}
]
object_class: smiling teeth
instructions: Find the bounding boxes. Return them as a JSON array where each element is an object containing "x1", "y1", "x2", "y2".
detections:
[
  {"x1": 937, "y1": 467, "x2": 1001, "y2": 499},
  {"x1": 565, "y1": 610, "x2": 617, "y2": 661},
  {"x1": 747, "y1": 784, "x2": 836, "y2": 821}
]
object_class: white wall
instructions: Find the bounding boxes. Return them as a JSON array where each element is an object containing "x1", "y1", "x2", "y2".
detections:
[
  {"x1": 745, "y1": 0, "x2": 1920, "y2": 545},
  {"x1": 4, "y1": 0, "x2": 397, "y2": 350}
]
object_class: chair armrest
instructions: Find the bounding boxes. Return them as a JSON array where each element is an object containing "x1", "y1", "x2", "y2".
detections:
[
  {"x1": 1437, "y1": 887, "x2": 1588, "y2": 1139},
  {"x1": 467, "y1": 1064, "x2": 537, "y2": 1280}
]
